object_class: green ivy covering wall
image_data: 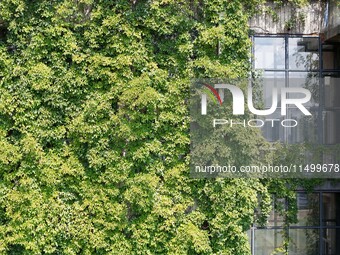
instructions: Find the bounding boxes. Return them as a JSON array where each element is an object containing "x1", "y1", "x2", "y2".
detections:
[{"x1": 0, "y1": 0, "x2": 323, "y2": 254}]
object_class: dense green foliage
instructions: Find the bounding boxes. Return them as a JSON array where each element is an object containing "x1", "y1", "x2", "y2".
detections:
[{"x1": 0, "y1": 0, "x2": 318, "y2": 254}]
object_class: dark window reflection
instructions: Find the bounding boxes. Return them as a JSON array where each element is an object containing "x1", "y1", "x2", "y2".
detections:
[
  {"x1": 322, "y1": 193, "x2": 340, "y2": 227},
  {"x1": 323, "y1": 228, "x2": 340, "y2": 255}
]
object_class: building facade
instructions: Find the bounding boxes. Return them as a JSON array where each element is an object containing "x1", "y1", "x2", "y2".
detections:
[{"x1": 249, "y1": 0, "x2": 340, "y2": 254}]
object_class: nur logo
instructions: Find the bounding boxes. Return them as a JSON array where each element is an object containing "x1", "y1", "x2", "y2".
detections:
[{"x1": 201, "y1": 83, "x2": 312, "y2": 116}]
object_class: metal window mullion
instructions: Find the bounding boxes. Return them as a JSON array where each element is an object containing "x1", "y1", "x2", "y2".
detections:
[
  {"x1": 285, "y1": 194, "x2": 289, "y2": 254},
  {"x1": 285, "y1": 35, "x2": 289, "y2": 144},
  {"x1": 319, "y1": 37, "x2": 324, "y2": 145},
  {"x1": 320, "y1": 191, "x2": 323, "y2": 255},
  {"x1": 251, "y1": 225, "x2": 255, "y2": 255},
  {"x1": 251, "y1": 36, "x2": 255, "y2": 71}
]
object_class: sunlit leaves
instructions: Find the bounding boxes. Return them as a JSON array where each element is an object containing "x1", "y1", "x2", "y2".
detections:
[{"x1": 0, "y1": 0, "x2": 286, "y2": 254}]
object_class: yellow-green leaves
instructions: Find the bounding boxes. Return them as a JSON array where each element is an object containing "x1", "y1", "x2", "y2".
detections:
[{"x1": 0, "y1": 0, "x2": 297, "y2": 254}]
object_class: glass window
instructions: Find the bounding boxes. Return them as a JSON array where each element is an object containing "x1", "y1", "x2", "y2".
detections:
[
  {"x1": 323, "y1": 76, "x2": 340, "y2": 144},
  {"x1": 288, "y1": 229, "x2": 319, "y2": 255},
  {"x1": 322, "y1": 50, "x2": 335, "y2": 70},
  {"x1": 286, "y1": 108, "x2": 318, "y2": 144},
  {"x1": 252, "y1": 192, "x2": 340, "y2": 255},
  {"x1": 288, "y1": 37, "x2": 319, "y2": 71},
  {"x1": 323, "y1": 228, "x2": 340, "y2": 255},
  {"x1": 251, "y1": 36, "x2": 340, "y2": 255},
  {"x1": 260, "y1": 110, "x2": 285, "y2": 142},
  {"x1": 324, "y1": 77, "x2": 340, "y2": 108},
  {"x1": 322, "y1": 193, "x2": 340, "y2": 227},
  {"x1": 267, "y1": 198, "x2": 285, "y2": 227},
  {"x1": 253, "y1": 36, "x2": 321, "y2": 145},
  {"x1": 254, "y1": 229, "x2": 284, "y2": 255},
  {"x1": 292, "y1": 193, "x2": 320, "y2": 226},
  {"x1": 262, "y1": 73, "x2": 285, "y2": 108},
  {"x1": 288, "y1": 72, "x2": 319, "y2": 106},
  {"x1": 323, "y1": 111, "x2": 340, "y2": 145},
  {"x1": 254, "y1": 37, "x2": 285, "y2": 69}
]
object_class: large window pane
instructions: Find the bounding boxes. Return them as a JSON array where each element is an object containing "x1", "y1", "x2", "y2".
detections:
[
  {"x1": 288, "y1": 229, "x2": 319, "y2": 255},
  {"x1": 260, "y1": 110, "x2": 285, "y2": 142},
  {"x1": 287, "y1": 72, "x2": 319, "y2": 107},
  {"x1": 254, "y1": 229, "x2": 284, "y2": 255},
  {"x1": 288, "y1": 37, "x2": 319, "y2": 70},
  {"x1": 322, "y1": 193, "x2": 340, "y2": 227},
  {"x1": 286, "y1": 108, "x2": 319, "y2": 144},
  {"x1": 292, "y1": 193, "x2": 319, "y2": 226},
  {"x1": 254, "y1": 37, "x2": 285, "y2": 69},
  {"x1": 322, "y1": 44, "x2": 335, "y2": 70},
  {"x1": 323, "y1": 111, "x2": 340, "y2": 145},
  {"x1": 266, "y1": 198, "x2": 285, "y2": 227},
  {"x1": 252, "y1": 193, "x2": 340, "y2": 255},
  {"x1": 323, "y1": 228, "x2": 340, "y2": 255},
  {"x1": 261, "y1": 73, "x2": 285, "y2": 108},
  {"x1": 324, "y1": 76, "x2": 340, "y2": 108}
]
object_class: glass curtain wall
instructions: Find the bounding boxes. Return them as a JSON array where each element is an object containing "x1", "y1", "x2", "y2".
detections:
[
  {"x1": 250, "y1": 192, "x2": 340, "y2": 255},
  {"x1": 250, "y1": 35, "x2": 340, "y2": 255},
  {"x1": 252, "y1": 35, "x2": 320, "y2": 144}
]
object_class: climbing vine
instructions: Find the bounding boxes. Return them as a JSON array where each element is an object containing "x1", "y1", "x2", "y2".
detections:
[{"x1": 0, "y1": 0, "x2": 333, "y2": 254}]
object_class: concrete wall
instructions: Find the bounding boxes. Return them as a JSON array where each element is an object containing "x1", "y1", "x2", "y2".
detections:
[{"x1": 249, "y1": 0, "x2": 327, "y2": 35}]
